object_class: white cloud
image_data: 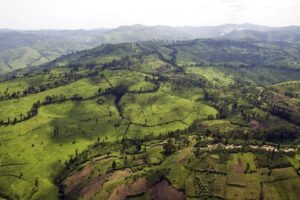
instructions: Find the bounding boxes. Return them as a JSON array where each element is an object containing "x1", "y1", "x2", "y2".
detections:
[{"x1": 0, "y1": 0, "x2": 299, "y2": 29}]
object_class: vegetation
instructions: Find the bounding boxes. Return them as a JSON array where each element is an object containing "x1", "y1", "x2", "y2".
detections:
[{"x1": 0, "y1": 39, "x2": 300, "y2": 199}]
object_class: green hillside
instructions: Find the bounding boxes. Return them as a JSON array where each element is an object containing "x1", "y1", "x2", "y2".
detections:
[{"x1": 0, "y1": 39, "x2": 300, "y2": 200}]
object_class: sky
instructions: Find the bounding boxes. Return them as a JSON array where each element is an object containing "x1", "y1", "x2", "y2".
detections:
[{"x1": 0, "y1": 0, "x2": 300, "y2": 30}]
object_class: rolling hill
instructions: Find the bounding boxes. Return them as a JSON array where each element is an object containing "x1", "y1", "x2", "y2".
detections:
[
  {"x1": 1, "y1": 24, "x2": 300, "y2": 74},
  {"x1": 0, "y1": 39, "x2": 300, "y2": 199},
  {"x1": 222, "y1": 27, "x2": 300, "y2": 44}
]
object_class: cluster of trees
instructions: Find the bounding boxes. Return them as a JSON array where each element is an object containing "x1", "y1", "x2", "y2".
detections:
[
  {"x1": 101, "y1": 84, "x2": 129, "y2": 118},
  {"x1": 259, "y1": 127, "x2": 299, "y2": 143},
  {"x1": 163, "y1": 139, "x2": 176, "y2": 155},
  {"x1": 203, "y1": 90, "x2": 217, "y2": 102},
  {"x1": 102, "y1": 84, "x2": 128, "y2": 104},
  {"x1": 219, "y1": 150, "x2": 229, "y2": 163},
  {"x1": 162, "y1": 136, "x2": 190, "y2": 156},
  {"x1": 271, "y1": 104, "x2": 291, "y2": 118},
  {"x1": 171, "y1": 75, "x2": 207, "y2": 90},
  {"x1": 255, "y1": 150, "x2": 292, "y2": 169},
  {"x1": 64, "y1": 150, "x2": 80, "y2": 170},
  {"x1": 284, "y1": 91, "x2": 298, "y2": 98},
  {"x1": 44, "y1": 95, "x2": 66, "y2": 105},
  {"x1": 120, "y1": 137, "x2": 142, "y2": 154},
  {"x1": 111, "y1": 84, "x2": 129, "y2": 103},
  {"x1": 102, "y1": 56, "x2": 134, "y2": 70}
]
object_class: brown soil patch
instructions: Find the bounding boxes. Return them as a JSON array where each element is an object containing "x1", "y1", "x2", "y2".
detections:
[
  {"x1": 79, "y1": 168, "x2": 132, "y2": 199},
  {"x1": 63, "y1": 165, "x2": 132, "y2": 199},
  {"x1": 233, "y1": 158, "x2": 243, "y2": 173},
  {"x1": 152, "y1": 179, "x2": 185, "y2": 200},
  {"x1": 79, "y1": 173, "x2": 110, "y2": 199},
  {"x1": 108, "y1": 177, "x2": 148, "y2": 200},
  {"x1": 249, "y1": 120, "x2": 262, "y2": 130},
  {"x1": 63, "y1": 163, "x2": 94, "y2": 194},
  {"x1": 269, "y1": 92, "x2": 289, "y2": 104},
  {"x1": 269, "y1": 92, "x2": 300, "y2": 112},
  {"x1": 109, "y1": 168, "x2": 132, "y2": 180}
]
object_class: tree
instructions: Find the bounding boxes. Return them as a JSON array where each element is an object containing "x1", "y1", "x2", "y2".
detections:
[
  {"x1": 233, "y1": 102, "x2": 238, "y2": 109},
  {"x1": 245, "y1": 162, "x2": 250, "y2": 173},
  {"x1": 268, "y1": 168, "x2": 272, "y2": 176},
  {"x1": 207, "y1": 115, "x2": 215, "y2": 120},
  {"x1": 259, "y1": 182, "x2": 264, "y2": 200},
  {"x1": 112, "y1": 161, "x2": 116, "y2": 170},
  {"x1": 124, "y1": 156, "x2": 128, "y2": 166},
  {"x1": 194, "y1": 147, "x2": 201, "y2": 158},
  {"x1": 203, "y1": 90, "x2": 209, "y2": 101},
  {"x1": 53, "y1": 127, "x2": 59, "y2": 137},
  {"x1": 75, "y1": 149, "x2": 78, "y2": 159},
  {"x1": 163, "y1": 139, "x2": 176, "y2": 156},
  {"x1": 35, "y1": 178, "x2": 39, "y2": 188},
  {"x1": 219, "y1": 151, "x2": 229, "y2": 163},
  {"x1": 112, "y1": 84, "x2": 128, "y2": 103}
]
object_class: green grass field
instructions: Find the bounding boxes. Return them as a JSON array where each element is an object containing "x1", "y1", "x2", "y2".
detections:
[
  {"x1": 187, "y1": 67, "x2": 235, "y2": 86},
  {"x1": 0, "y1": 97, "x2": 123, "y2": 199},
  {"x1": 0, "y1": 76, "x2": 110, "y2": 121}
]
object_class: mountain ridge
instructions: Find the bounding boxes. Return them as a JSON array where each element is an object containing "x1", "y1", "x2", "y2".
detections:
[{"x1": 1, "y1": 24, "x2": 300, "y2": 74}]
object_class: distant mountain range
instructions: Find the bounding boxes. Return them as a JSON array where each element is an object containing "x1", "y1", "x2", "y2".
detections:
[{"x1": 1, "y1": 24, "x2": 300, "y2": 73}]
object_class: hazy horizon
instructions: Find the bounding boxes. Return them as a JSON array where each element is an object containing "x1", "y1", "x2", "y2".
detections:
[
  {"x1": 0, "y1": 0, "x2": 299, "y2": 30},
  {"x1": 1, "y1": 23, "x2": 300, "y2": 31}
]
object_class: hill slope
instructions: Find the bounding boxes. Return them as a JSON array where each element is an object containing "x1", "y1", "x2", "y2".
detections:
[
  {"x1": 223, "y1": 27, "x2": 300, "y2": 44},
  {"x1": 1, "y1": 24, "x2": 300, "y2": 74},
  {"x1": 40, "y1": 39, "x2": 300, "y2": 84},
  {"x1": 0, "y1": 39, "x2": 300, "y2": 199}
]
